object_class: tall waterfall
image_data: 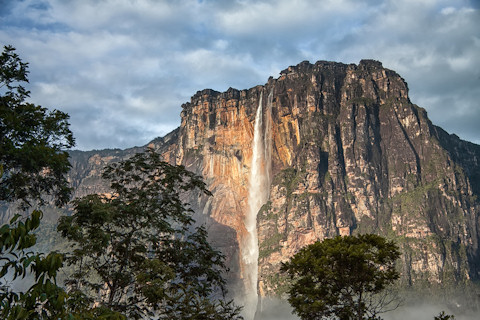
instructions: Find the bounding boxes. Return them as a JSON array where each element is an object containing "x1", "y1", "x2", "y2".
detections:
[{"x1": 242, "y1": 91, "x2": 272, "y2": 319}]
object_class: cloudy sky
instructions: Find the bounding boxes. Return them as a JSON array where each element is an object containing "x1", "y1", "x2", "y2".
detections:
[{"x1": 0, "y1": 0, "x2": 479, "y2": 150}]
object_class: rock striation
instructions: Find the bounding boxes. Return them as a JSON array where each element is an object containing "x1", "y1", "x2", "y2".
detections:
[
  {"x1": 18, "y1": 59, "x2": 480, "y2": 300},
  {"x1": 171, "y1": 59, "x2": 480, "y2": 296}
]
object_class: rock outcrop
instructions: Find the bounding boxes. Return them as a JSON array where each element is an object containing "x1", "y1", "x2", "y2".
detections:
[
  {"x1": 167, "y1": 59, "x2": 480, "y2": 296},
  {"x1": 20, "y1": 59, "x2": 480, "y2": 299}
]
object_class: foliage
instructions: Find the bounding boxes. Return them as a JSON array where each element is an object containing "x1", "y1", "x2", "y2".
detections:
[
  {"x1": 0, "y1": 45, "x2": 80, "y2": 319},
  {"x1": 0, "y1": 211, "x2": 65, "y2": 319},
  {"x1": 281, "y1": 234, "x2": 401, "y2": 320},
  {"x1": 0, "y1": 45, "x2": 75, "y2": 208},
  {"x1": 434, "y1": 311, "x2": 455, "y2": 320},
  {"x1": 58, "y1": 149, "x2": 242, "y2": 319},
  {"x1": 0, "y1": 211, "x2": 127, "y2": 320}
]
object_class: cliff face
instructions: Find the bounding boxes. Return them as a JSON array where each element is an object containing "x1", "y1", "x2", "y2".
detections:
[
  {"x1": 169, "y1": 59, "x2": 480, "y2": 296},
  {"x1": 41, "y1": 59, "x2": 480, "y2": 297}
]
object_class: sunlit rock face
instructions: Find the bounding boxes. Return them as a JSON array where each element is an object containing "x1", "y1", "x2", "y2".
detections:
[{"x1": 58, "y1": 59, "x2": 480, "y2": 301}]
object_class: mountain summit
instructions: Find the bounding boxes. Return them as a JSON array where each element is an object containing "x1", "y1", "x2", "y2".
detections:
[{"x1": 34, "y1": 59, "x2": 480, "y2": 306}]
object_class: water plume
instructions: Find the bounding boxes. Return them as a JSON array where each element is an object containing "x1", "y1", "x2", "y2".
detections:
[{"x1": 242, "y1": 90, "x2": 273, "y2": 319}]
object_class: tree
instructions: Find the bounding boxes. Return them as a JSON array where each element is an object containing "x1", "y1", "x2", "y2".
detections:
[
  {"x1": 434, "y1": 311, "x2": 455, "y2": 320},
  {"x1": 0, "y1": 45, "x2": 79, "y2": 318},
  {"x1": 0, "y1": 211, "x2": 126, "y2": 319},
  {"x1": 0, "y1": 210, "x2": 67, "y2": 319},
  {"x1": 0, "y1": 45, "x2": 74, "y2": 208},
  {"x1": 281, "y1": 234, "x2": 401, "y2": 320},
  {"x1": 58, "y1": 149, "x2": 242, "y2": 319}
]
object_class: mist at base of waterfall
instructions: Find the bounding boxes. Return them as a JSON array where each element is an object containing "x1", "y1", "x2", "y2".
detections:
[{"x1": 250, "y1": 296, "x2": 479, "y2": 320}]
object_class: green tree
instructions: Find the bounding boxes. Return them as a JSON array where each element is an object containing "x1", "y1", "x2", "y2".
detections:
[
  {"x1": 0, "y1": 45, "x2": 79, "y2": 319},
  {"x1": 0, "y1": 211, "x2": 126, "y2": 319},
  {"x1": 281, "y1": 234, "x2": 401, "y2": 320},
  {"x1": 0, "y1": 210, "x2": 68, "y2": 319},
  {"x1": 58, "y1": 149, "x2": 242, "y2": 319},
  {"x1": 434, "y1": 311, "x2": 455, "y2": 320},
  {"x1": 0, "y1": 45, "x2": 74, "y2": 208}
]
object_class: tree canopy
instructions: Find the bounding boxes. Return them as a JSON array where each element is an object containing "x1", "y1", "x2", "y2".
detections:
[
  {"x1": 281, "y1": 234, "x2": 401, "y2": 320},
  {"x1": 58, "y1": 149, "x2": 242, "y2": 319},
  {"x1": 0, "y1": 45, "x2": 241, "y2": 320},
  {"x1": 0, "y1": 45, "x2": 75, "y2": 208},
  {"x1": 0, "y1": 45, "x2": 79, "y2": 319},
  {"x1": 434, "y1": 311, "x2": 455, "y2": 320}
]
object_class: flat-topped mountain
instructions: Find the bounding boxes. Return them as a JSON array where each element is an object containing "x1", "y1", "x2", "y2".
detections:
[{"x1": 15, "y1": 59, "x2": 480, "y2": 306}]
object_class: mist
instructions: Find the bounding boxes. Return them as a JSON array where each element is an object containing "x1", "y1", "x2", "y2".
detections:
[
  {"x1": 254, "y1": 297, "x2": 299, "y2": 320},
  {"x1": 251, "y1": 295, "x2": 479, "y2": 320},
  {"x1": 384, "y1": 302, "x2": 478, "y2": 320}
]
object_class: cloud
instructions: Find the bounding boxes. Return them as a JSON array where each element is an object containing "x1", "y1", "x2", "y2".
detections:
[
  {"x1": 0, "y1": 0, "x2": 478, "y2": 149},
  {"x1": 315, "y1": 0, "x2": 480, "y2": 143}
]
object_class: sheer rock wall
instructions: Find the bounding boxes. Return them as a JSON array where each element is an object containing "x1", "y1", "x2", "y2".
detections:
[{"x1": 42, "y1": 59, "x2": 480, "y2": 297}]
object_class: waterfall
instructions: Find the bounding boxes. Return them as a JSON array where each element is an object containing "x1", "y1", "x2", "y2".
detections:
[
  {"x1": 264, "y1": 91, "x2": 273, "y2": 189},
  {"x1": 242, "y1": 91, "x2": 272, "y2": 319}
]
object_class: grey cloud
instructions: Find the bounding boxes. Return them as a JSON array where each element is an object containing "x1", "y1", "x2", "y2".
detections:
[
  {"x1": 0, "y1": 0, "x2": 478, "y2": 149},
  {"x1": 316, "y1": 1, "x2": 480, "y2": 143}
]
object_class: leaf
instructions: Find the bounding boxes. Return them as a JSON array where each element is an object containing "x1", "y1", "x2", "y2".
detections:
[{"x1": 57, "y1": 149, "x2": 238, "y2": 319}]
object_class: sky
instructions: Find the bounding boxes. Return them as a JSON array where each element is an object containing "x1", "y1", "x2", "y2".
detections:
[{"x1": 0, "y1": 0, "x2": 479, "y2": 150}]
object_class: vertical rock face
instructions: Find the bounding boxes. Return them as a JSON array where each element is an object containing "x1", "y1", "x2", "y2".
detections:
[
  {"x1": 31, "y1": 59, "x2": 479, "y2": 299},
  {"x1": 165, "y1": 59, "x2": 480, "y2": 296}
]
